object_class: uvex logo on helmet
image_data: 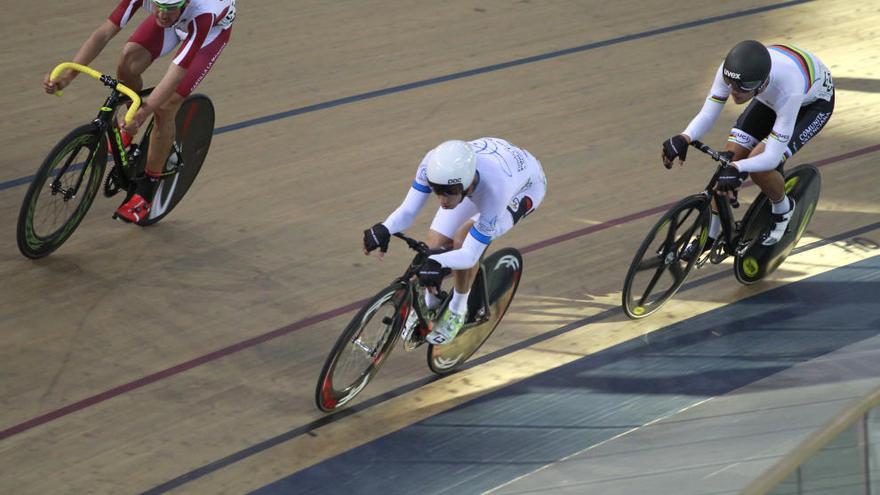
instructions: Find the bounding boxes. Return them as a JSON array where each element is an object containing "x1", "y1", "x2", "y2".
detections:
[
  {"x1": 723, "y1": 68, "x2": 741, "y2": 80},
  {"x1": 722, "y1": 40, "x2": 771, "y2": 92},
  {"x1": 447, "y1": 178, "x2": 462, "y2": 185}
]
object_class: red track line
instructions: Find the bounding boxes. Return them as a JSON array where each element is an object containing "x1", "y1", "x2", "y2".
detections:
[
  {"x1": 0, "y1": 298, "x2": 367, "y2": 441},
  {"x1": 1, "y1": 143, "x2": 875, "y2": 441}
]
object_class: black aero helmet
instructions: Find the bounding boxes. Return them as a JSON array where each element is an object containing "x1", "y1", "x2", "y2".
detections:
[{"x1": 722, "y1": 40, "x2": 771, "y2": 92}]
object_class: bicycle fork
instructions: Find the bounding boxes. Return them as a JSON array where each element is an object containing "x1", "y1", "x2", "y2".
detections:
[
  {"x1": 401, "y1": 282, "x2": 444, "y2": 352},
  {"x1": 695, "y1": 191, "x2": 746, "y2": 267}
]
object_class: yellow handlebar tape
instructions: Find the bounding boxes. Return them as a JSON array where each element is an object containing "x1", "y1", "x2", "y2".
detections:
[{"x1": 49, "y1": 62, "x2": 142, "y2": 124}]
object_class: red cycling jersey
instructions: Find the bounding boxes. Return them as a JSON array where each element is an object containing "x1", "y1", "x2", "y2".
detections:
[{"x1": 107, "y1": 0, "x2": 235, "y2": 95}]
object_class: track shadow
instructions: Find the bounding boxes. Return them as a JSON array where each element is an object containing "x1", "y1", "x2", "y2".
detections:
[{"x1": 833, "y1": 77, "x2": 880, "y2": 94}]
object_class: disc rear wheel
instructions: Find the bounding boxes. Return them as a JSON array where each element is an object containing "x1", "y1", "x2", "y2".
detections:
[
  {"x1": 141, "y1": 93, "x2": 215, "y2": 225},
  {"x1": 734, "y1": 164, "x2": 822, "y2": 284},
  {"x1": 427, "y1": 248, "x2": 523, "y2": 375}
]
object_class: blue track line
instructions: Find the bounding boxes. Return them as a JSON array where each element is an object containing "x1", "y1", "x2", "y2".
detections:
[{"x1": 2, "y1": 0, "x2": 812, "y2": 193}]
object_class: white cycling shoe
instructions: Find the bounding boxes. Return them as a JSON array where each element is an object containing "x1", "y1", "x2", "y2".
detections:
[{"x1": 761, "y1": 197, "x2": 796, "y2": 246}]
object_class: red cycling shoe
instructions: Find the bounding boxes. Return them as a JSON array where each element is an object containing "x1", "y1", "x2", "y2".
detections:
[{"x1": 114, "y1": 193, "x2": 151, "y2": 224}]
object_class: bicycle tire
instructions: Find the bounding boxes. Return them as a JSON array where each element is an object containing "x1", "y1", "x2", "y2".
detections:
[
  {"x1": 622, "y1": 194, "x2": 710, "y2": 319},
  {"x1": 140, "y1": 93, "x2": 215, "y2": 225},
  {"x1": 734, "y1": 164, "x2": 821, "y2": 284},
  {"x1": 315, "y1": 283, "x2": 410, "y2": 412},
  {"x1": 17, "y1": 123, "x2": 107, "y2": 258},
  {"x1": 427, "y1": 248, "x2": 523, "y2": 375}
]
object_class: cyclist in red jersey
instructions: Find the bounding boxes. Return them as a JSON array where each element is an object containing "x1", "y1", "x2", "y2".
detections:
[{"x1": 43, "y1": 0, "x2": 235, "y2": 223}]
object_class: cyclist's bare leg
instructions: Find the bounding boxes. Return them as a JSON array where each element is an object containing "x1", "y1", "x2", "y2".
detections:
[
  {"x1": 426, "y1": 230, "x2": 453, "y2": 251},
  {"x1": 722, "y1": 141, "x2": 751, "y2": 160},
  {"x1": 114, "y1": 43, "x2": 152, "y2": 129},
  {"x1": 144, "y1": 92, "x2": 185, "y2": 175},
  {"x1": 117, "y1": 42, "x2": 152, "y2": 92}
]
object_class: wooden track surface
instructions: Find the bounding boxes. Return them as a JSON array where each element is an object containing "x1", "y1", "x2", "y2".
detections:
[{"x1": 1, "y1": 1, "x2": 879, "y2": 493}]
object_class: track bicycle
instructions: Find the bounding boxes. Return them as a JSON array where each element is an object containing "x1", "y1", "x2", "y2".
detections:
[
  {"x1": 622, "y1": 140, "x2": 821, "y2": 319},
  {"x1": 17, "y1": 62, "x2": 214, "y2": 258},
  {"x1": 315, "y1": 233, "x2": 524, "y2": 412}
]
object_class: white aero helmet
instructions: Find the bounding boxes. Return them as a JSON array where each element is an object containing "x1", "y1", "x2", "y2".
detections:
[{"x1": 426, "y1": 140, "x2": 477, "y2": 194}]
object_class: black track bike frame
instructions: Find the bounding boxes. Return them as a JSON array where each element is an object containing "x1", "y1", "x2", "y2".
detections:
[
  {"x1": 392, "y1": 232, "x2": 491, "y2": 334},
  {"x1": 690, "y1": 140, "x2": 750, "y2": 259},
  {"x1": 51, "y1": 77, "x2": 157, "y2": 205}
]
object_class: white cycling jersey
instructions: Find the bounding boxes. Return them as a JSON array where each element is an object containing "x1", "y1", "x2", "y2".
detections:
[
  {"x1": 383, "y1": 137, "x2": 547, "y2": 270},
  {"x1": 683, "y1": 44, "x2": 833, "y2": 173}
]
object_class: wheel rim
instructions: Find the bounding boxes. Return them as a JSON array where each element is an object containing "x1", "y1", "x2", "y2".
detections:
[
  {"x1": 24, "y1": 134, "x2": 102, "y2": 251},
  {"x1": 318, "y1": 289, "x2": 405, "y2": 411},
  {"x1": 624, "y1": 200, "x2": 707, "y2": 318}
]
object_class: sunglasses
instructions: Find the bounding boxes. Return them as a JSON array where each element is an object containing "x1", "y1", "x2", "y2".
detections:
[
  {"x1": 724, "y1": 76, "x2": 764, "y2": 93},
  {"x1": 428, "y1": 182, "x2": 464, "y2": 196},
  {"x1": 152, "y1": 0, "x2": 186, "y2": 12}
]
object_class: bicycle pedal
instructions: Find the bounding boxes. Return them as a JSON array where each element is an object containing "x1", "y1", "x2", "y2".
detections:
[
  {"x1": 709, "y1": 252, "x2": 728, "y2": 264},
  {"x1": 708, "y1": 242, "x2": 729, "y2": 264},
  {"x1": 402, "y1": 329, "x2": 428, "y2": 352},
  {"x1": 402, "y1": 334, "x2": 426, "y2": 352},
  {"x1": 695, "y1": 253, "x2": 710, "y2": 269}
]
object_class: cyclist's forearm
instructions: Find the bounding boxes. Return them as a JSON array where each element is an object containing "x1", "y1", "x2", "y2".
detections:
[
  {"x1": 68, "y1": 21, "x2": 121, "y2": 78},
  {"x1": 429, "y1": 233, "x2": 487, "y2": 270},
  {"x1": 735, "y1": 138, "x2": 787, "y2": 173}
]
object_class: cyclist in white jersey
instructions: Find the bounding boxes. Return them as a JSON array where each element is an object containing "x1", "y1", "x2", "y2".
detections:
[
  {"x1": 661, "y1": 40, "x2": 834, "y2": 253},
  {"x1": 363, "y1": 138, "x2": 547, "y2": 345}
]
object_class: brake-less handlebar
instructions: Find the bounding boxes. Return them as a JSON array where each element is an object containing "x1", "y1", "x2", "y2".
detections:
[
  {"x1": 49, "y1": 62, "x2": 141, "y2": 124},
  {"x1": 393, "y1": 232, "x2": 430, "y2": 255},
  {"x1": 690, "y1": 140, "x2": 732, "y2": 167}
]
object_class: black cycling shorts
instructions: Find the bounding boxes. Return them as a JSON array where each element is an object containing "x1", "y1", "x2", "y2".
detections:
[{"x1": 732, "y1": 89, "x2": 834, "y2": 171}]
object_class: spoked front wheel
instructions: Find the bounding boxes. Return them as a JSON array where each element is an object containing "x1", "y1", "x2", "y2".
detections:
[
  {"x1": 16, "y1": 123, "x2": 107, "y2": 258},
  {"x1": 622, "y1": 195, "x2": 710, "y2": 319},
  {"x1": 427, "y1": 248, "x2": 523, "y2": 375},
  {"x1": 315, "y1": 283, "x2": 410, "y2": 412},
  {"x1": 141, "y1": 93, "x2": 215, "y2": 225}
]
